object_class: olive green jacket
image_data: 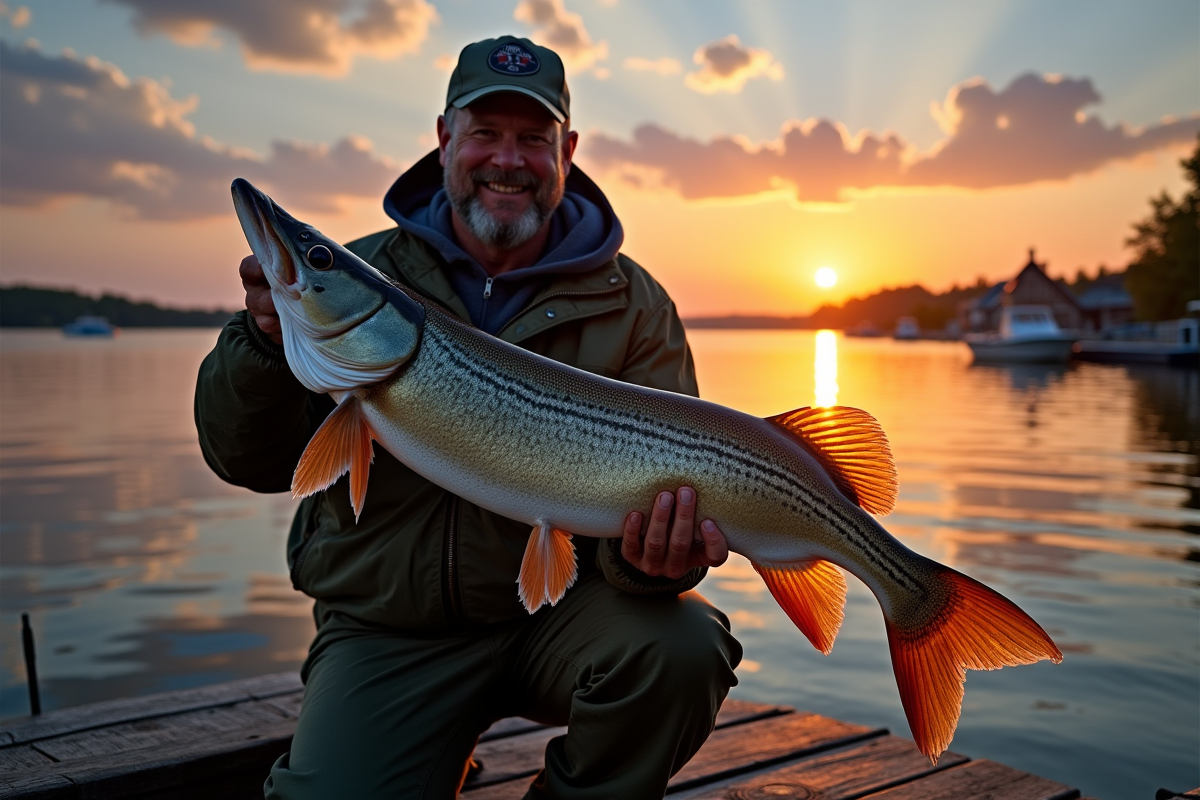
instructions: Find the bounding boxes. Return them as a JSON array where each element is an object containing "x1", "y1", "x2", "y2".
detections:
[{"x1": 194, "y1": 227, "x2": 706, "y2": 632}]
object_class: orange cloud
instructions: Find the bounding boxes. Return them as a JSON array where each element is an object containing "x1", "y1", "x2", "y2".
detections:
[
  {"x1": 0, "y1": 3, "x2": 31, "y2": 29},
  {"x1": 106, "y1": 0, "x2": 437, "y2": 77},
  {"x1": 585, "y1": 73, "x2": 1199, "y2": 203},
  {"x1": 514, "y1": 0, "x2": 607, "y2": 74},
  {"x1": 685, "y1": 35, "x2": 783, "y2": 95},
  {"x1": 0, "y1": 41, "x2": 398, "y2": 219}
]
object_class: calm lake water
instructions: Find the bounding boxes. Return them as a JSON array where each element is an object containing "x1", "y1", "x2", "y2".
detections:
[{"x1": 1, "y1": 328, "x2": 1196, "y2": 798}]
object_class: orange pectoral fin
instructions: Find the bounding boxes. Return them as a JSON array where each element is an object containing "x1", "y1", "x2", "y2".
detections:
[
  {"x1": 517, "y1": 523, "x2": 577, "y2": 614},
  {"x1": 752, "y1": 560, "x2": 847, "y2": 655},
  {"x1": 291, "y1": 396, "x2": 375, "y2": 521},
  {"x1": 885, "y1": 567, "x2": 1063, "y2": 763},
  {"x1": 766, "y1": 406, "x2": 898, "y2": 515}
]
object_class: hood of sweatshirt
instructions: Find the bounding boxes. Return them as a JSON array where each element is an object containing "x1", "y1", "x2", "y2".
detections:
[{"x1": 382, "y1": 149, "x2": 624, "y2": 334}]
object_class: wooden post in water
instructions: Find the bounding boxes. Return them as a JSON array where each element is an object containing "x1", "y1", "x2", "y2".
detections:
[{"x1": 20, "y1": 613, "x2": 41, "y2": 716}]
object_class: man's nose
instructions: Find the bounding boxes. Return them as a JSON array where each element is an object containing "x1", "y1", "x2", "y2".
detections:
[{"x1": 490, "y1": 135, "x2": 525, "y2": 170}]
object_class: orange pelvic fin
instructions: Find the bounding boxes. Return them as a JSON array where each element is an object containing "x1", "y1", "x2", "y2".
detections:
[
  {"x1": 766, "y1": 406, "x2": 898, "y2": 515},
  {"x1": 886, "y1": 567, "x2": 1063, "y2": 763},
  {"x1": 291, "y1": 395, "x2": 375, "y2": 521},
  {"x1": 517, "y1": 522, "x2": 577, "y2": 613},
  {"x1": 752, "y1": 560, "x2": 846, "y2": 655}
]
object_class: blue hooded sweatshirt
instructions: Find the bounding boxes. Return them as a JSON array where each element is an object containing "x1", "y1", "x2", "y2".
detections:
[{"x1": 383, "y1": 150, "x2": 624, "y2": 335}]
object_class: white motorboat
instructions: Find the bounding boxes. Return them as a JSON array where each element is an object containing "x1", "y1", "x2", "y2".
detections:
[
  {"x1": 893, "y1": 316, "x2": 921, "y2": 340},
  {"x1": 965, "y1": 305, "x2": 1074, "y2": 363}
]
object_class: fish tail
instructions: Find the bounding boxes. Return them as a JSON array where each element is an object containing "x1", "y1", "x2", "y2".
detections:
[{"x1": 884, "y1": 564, "x2": 1062, "y2": 764}]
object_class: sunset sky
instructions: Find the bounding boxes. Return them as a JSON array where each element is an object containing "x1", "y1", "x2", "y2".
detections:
[{"x1": 1, "y1": 0, "x2": 1197, "y2": 316}]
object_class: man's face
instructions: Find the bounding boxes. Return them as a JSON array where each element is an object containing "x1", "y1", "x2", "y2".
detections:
[{"x1": 438, "y1": 93, "x2": 578, "y2": 250}]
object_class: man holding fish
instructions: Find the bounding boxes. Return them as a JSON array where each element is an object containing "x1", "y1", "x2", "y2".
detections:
[{"x1": 196, "y1": 37, "x2": 743, "y2": 799}]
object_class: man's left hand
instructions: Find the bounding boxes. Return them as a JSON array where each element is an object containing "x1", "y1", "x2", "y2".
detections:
[{"x1": 621, "y1": 487, "x2": 729, "y2": 579}]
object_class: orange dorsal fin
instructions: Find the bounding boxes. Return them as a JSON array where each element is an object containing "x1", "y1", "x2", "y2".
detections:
[
  {"x1": 767, "y1": 406, "x2": 898, "y2": 515},
  {"x1": 752, "y1": 560, "x2": 847, "y2": 655},
  {"x1": 291, "y1": 396, "x2": 375, "y2": 521},
  {"x1": 885, "y1": 566, "x2": 1063, "y2": 763},
  {"x1": 517, "y1": 523, "x2": 577, "y2": 613}
]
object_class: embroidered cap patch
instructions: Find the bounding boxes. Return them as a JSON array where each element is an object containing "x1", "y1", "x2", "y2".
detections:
[{"x1": 488, "y1": 43, "x2": 540, "y2": 75}]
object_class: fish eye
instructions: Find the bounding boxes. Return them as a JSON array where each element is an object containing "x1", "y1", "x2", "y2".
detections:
[{"x1": 306, "y1": 245, "x2": 333, "y2": 271}]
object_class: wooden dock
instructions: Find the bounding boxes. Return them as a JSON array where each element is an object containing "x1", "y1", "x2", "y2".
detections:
[{"x1": 0, "y1": 672, "x2": 1099, "y2": 799}]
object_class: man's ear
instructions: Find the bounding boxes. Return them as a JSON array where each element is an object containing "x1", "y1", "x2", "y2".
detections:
[
  {"x1": 437, "y1": 115, "x2": 451, "y2": 167},
  {"x1": 561, "y1": 129, "x2": 579, "y2": 177}
]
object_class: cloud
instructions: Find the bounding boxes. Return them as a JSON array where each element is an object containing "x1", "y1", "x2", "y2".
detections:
[
  {"x1": 910, "y1": 73, "x2": 1199, "y2": 187},
  {"x1": 586, "y1": 120, "x2": 906, "y2": 203},
  {"x1": 0, "y1": 3, "x2": 31, "y2": 29},
  {"x1": 584, "y1": 72, "x2": 1200, "y2": 204},
  {"x1": 0, "y1": 40, "x2": 399, "y2": 220},
  {"x1": 684, "y1": 35, "x2": 783, "y2": 95},
  {"x1": 104, "y1": 0, "x2": 437, "y2": 77},
  {"x1": 624, "y1": 56, "x2": 680, "y2": 76},
  {"x1": 513, "y1": 0, "x2": 607, "y2": 74}
]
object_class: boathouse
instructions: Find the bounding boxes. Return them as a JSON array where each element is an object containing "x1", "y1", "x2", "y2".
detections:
[
  {"x1": 1076, "y1": 274, "x2": 1134, "y2": 332},
  {"x1": 962, "y1": 249, "x2": 1083, "y2": 333}
]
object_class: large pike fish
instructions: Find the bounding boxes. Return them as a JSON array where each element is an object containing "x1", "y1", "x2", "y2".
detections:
[{"x1": 231, "y1": 178, "x2": 1061, "y2": 762}]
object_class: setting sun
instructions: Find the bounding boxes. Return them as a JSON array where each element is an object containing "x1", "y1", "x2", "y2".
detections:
[{"x1": 814, "y1": 266, "x2": 838, "y2": 289}]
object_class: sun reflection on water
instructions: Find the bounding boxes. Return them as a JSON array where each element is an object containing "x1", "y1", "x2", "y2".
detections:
[{"x1": 813, "y1": 329, "x2": 839, "y2": 407}]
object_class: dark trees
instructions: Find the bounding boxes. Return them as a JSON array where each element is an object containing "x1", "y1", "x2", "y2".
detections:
[{"x1": 1124, "y1": 138, "x2": 1200, "y2": 321}]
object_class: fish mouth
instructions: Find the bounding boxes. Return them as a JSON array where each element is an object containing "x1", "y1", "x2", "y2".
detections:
[{"x1": 231, "y1": 178, "x2": 299, "y2": 294}]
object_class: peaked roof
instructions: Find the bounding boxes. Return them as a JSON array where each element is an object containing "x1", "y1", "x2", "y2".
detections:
[{"x1": 967, "y1": 249, "x2": 1083, "y2": 312}]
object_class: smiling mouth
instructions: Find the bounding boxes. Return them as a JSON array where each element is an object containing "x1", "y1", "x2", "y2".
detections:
[{"x1": 484, "y1": 181, "x2": 529, "y2": 194}]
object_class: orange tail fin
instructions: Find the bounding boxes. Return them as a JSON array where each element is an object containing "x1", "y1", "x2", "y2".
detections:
[
  {"x1": 291, "y1": 396, "x2": 375, "y2": 521},
  {"x1": 752, "y1": 559, "x2": 846, "y2": 655},
  {"x1": 886, "y1": 566, "x2": 1062, "y2": 763}
]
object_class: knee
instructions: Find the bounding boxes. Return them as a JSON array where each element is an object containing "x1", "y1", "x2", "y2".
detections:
[{"x1": 619, "y1": 592, "x2": 743, "y2": 694}]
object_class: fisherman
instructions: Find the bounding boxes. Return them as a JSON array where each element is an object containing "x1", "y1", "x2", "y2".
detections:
[{"x1": 195, "y1": 36, "x2": 741, "y2": 799}]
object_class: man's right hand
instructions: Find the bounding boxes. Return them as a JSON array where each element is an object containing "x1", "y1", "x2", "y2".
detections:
[{"x1": 240, "y1": 254, "x2": 283, "y2": 345}]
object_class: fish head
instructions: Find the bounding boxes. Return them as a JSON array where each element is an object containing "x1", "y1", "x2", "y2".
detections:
[{"x1": 231, "y1": 178, "x2": 425, "y2": 394}]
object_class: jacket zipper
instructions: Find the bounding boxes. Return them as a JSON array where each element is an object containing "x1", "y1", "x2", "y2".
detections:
[
  {"x1": 443, "y1": 494, "x2": 465, "y2": 625},
  {"x1": 480, "y1": 277, "x2": 494, "y2": 334}
]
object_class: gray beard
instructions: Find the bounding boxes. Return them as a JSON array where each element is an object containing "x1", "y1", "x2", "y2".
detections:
[{"x1": 456, "y1": 194, "x2": 545, "y2": 250}]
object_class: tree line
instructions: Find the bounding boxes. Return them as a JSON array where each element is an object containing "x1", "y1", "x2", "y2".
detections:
[{"x1": 0, "y1": 286, "x2": 236, "y2": 327}]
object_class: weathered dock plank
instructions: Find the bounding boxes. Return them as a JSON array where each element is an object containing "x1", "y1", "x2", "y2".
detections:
[
  {"x1": 0, "y1": 673, "x2": 1083, "y2": 800},
  {"x1": 7, "y1": 719, "x2": 297, "y2": 800},
  {"x1": 0, "y1": 673, "x2": 302, "y2": 746},
  {"x1": 0, "y1": 745, "x2": 56, "y2": 774},
  {"x1": 861, "y1": 759, "x2": 1080, "y2": 800},
  {"x1": 674, "y1": 735, "x2": 969, "y2": 800},
  {"x1": 464, "y1": 694, "x2": 794, "y2": 791},
  {"x1": 33, "y1": 700, "x2": 290, "y2": 761},
  {"x1": 464, "y1": 710, "x2": 882, "y2": 799},
  {"x1": 668, "y1": 712, "x2": 881, "y2": 792}
]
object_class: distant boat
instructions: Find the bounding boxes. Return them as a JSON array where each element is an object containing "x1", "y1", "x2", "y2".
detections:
[
  {"x1": 846, "y1": 320, "x2": 883, "y2": 337},
  {"x1": 965, "y1": 305, "x2": 1074, "y2": 363},
  {"x1": 1073, "y1": 316, "x2": 1199, "y2": 367},
  {"x1": 893, "y1": 316, "x2": 920, "y2": 340},
  {"x1": 63, "y1": 315, "x2": 118, "y2": 337}
]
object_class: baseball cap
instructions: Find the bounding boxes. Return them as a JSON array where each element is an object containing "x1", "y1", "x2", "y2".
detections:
[{"x1": 445, "y1": 36, "x2": 570, "y2": 123}]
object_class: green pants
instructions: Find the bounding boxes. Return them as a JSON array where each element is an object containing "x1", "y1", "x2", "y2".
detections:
[{"x1": 264, "y1": 573, "x2": 742, "y2": 799}]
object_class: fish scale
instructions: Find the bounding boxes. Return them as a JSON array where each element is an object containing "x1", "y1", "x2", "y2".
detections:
[
  {"x1": 230, "y1": 177, "x2": 1062, "y2": 764},
  {"x1": 369, "y1": 304, "x2": 929, "y2": 600}
]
